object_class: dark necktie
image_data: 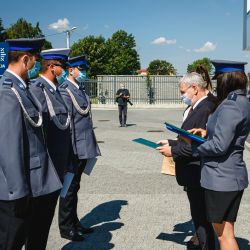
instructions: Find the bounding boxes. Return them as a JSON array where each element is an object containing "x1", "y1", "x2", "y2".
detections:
[{"x1": 188, "y1": 106, "x2": 193, "y2": 116}]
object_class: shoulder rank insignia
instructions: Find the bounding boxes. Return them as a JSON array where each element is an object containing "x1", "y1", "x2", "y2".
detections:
[
  {"x1": 2, "y1": 78, "x2": 13, "y2": 87},
  {"x1": 60, "y1": 83, "x2": 68, "y2": 89},
  {"x1": 228, "y1": 92, "x2": 237, "y2": 101},
  {"x1": 49, "y1": 88, "x2": 54, "y2": 93},
  {"x1": 36, "y1": 82, "x2": 44, "y2": 89}
]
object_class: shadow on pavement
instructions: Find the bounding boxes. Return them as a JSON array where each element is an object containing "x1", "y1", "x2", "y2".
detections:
[
  {"x1": 156, "y1": 219, "x2": 194, "y2": 246},
  {"x1": 61, "y1": 200, "x2": 128, "y2": 250},
  {"x1": 126, "y1": 123, "x2": 136, "y2": 127}
]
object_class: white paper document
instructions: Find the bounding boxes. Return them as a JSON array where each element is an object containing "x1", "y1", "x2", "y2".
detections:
[
  {"x1": 60, "y1": 172, "x2": 74, "y2": 198},
  {"x1": 83, "y1": 157, "x2": 98, "y2": 175}
]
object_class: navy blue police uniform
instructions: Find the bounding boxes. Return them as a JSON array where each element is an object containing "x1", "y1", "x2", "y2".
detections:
[
  {"x1": 58, "y1": 55, "x2": 101, "y2": 241},
  {"x1": 0, "y1": 39, "x2": 62, "y2": 250},
  {"x1": 27, "y1": 48, "x2": 72, "y2": 250}
]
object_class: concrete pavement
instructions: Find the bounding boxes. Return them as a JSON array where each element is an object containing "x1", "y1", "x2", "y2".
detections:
[{"x1": 47, "y1": 108, "x2": 250, "y2": 250}]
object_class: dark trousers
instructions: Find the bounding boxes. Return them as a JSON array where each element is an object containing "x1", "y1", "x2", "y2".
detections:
[
  {"x1": 59, "y1": 159, "x2": 87, "y2": 234},
  {"x1": 0, "y1": 197, "x2": 30, "y2": 250},
  {"x1": 25, "y1": 191, "x2": 60, "y2": 250},
  {"x1": 118, "y1": 105, "x2": 127, "y2": 125},
  {"x1": 186, "y1": 187, "x2": 215, "y2": 250}
]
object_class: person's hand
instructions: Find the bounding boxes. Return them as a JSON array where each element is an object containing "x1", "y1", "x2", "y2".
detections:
[
  {"x1": 188, "y1": 128, "x2": 207, "y2": 138},
  {"x1": 156, "y1": 140, "x2": 169, "y2": 146},
  {"x1": 156, "y1": 145, "x2": 172, "y2": 157}
]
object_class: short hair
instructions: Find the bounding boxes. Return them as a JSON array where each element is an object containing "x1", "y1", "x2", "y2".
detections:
[
  {"x1": 179, "y1": 72, "x2": 207, "y2": 89},
  {"x1": 40, "y1": 59, "x2": 68, "y2": 73},
  {"x1": 216, "y1": 71, "x2": 248, "y2": 101},
  {"x1": 8, "y1": 49, "x2": 39, "y2": 63}
]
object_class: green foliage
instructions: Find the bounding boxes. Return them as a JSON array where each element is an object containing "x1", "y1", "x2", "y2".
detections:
[
  {"x1": 105, "y1": 30, "x2": 140, "y2": 75},
  {"x1": 147, "y1": 59, "x2": 176, "y2": 75},
  {"x1": 4, "y1": 18, "x2": 52, "y2": 49},
  {"x1": 70, "y1": 30, "x2": 141, "y2": 77},
  {"x1": 70, "y1": 35, "x2": 108, "y2": 78},
  {"x1": 0, "y1": 18, "x2": 7, "y2": 42},
  {"x1": 187, "y1": 57, "x2": 213, "y2": 74}
]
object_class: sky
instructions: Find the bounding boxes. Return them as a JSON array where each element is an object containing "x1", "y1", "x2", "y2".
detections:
[{"x1": 1, "y1": 0, "x2": 250, "y2": 75}]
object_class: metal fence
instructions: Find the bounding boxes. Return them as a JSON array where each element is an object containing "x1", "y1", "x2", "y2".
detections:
[{"x1": 85, "y1": 75, "x2": 183, "y2": 104}]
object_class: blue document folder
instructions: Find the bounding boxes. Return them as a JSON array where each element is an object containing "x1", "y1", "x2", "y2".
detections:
[
  {"x1": 164, "y1": 122, "x2": 206, "y2": 144},
  {"x1": 132, "y1": 138, "x2": 159, "y2": 149}
]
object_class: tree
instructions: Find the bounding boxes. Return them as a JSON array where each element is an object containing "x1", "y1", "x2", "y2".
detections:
[
  {"x1": 5, "y1": 18, "x2": 52, "y2": 49},
  {"x1": 0, "y1": 18, "x2": 7, "y2": 42},
  {"x1": 70, "y1": 35, "x2": 108, "y2": 78},
  {"x1": 187, "y1": 57, "x2": 213, "y2": 74},
  {"x1": 105, "y1": 30, "x2": 140, "y2": 75},
  {"x1": 147, "y1": 59, "x2": 176, "y2": 75}
]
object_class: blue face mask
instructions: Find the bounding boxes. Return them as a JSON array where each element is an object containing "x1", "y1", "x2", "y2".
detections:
[
  {"x1": 181, "y1": 93, "x2": 192, "y2": 106},
  {"x1": 28, "y1": 61, "x2": 41, "y2": 79},
  {"x1": 56, "y1": 69, "x2": 68, "y2": 84},
  {"x1": 75, "y1": 71, "x2": 87, "y2": 83}
]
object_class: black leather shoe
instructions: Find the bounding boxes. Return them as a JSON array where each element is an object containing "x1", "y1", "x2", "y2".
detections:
[
  {"x1": 186, "y1": 240, "x2": 201, "y2": 250},
  {"x1": 77, "y1": 225, "x2": 94, "y2": 234},
  {"x1": 61, "y1": 229, "x2": 85, "y2": 241}
]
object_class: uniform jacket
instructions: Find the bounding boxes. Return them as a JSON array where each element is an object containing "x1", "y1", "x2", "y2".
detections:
[
  {"x1": 0, "y1": 71, "x2": 62, "y2": 201},
  {"x1": 30, "y1": 76, "x2": 71, "y2": 180},
  {"x1": 59, "y1": 79, "x2": 101, "y2": 160},
  {"x1": 196, "y1": 89, "x2": 250, "y2": 191},
  {"x1": 169, "y1": 97, "x2": 215, "y2": 187}
]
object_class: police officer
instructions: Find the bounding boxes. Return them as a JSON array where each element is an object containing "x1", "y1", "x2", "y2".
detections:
[
  {"x1": 191, "y1": 60, "x2": 250, "y2": 250},
  {"x1": 58, "y1": 55, "x2": 101, "y2": 241},
  {"x1": 0, "y1": 39, "x2": 62, "y2": 250},
  {"x1": 27, "y1": 48, "x2": 71, "y2": 249}
]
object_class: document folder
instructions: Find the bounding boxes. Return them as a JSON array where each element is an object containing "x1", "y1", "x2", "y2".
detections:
[
  {"x1": 132, "y1": 138, "x2": 159, "y2": 149},
  {"x1": 164, "y1": 122, "x2": 206, "y2": 144}
]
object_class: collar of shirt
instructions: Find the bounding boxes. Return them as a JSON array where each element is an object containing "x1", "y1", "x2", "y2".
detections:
[
  {"x1": 40, "y1": 75, "x2": 57, "y2": 91},
  {"x1": 6, "y1": 69, "x2": 27, "y2": 88},
  {"x1": 192, "y1": 95, "x2": 207, "y2": 110},
  {"x1": 183, "y1": 106, "x2": 192, "y2": 122},
  {"x1": 67, "y1": 78, "x2": 79, "y2": 89}
]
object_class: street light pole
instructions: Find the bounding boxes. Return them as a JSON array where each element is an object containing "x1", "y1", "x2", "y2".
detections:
[{"x1": 65, "y1": 27, "x2": 77, "y2": 48}]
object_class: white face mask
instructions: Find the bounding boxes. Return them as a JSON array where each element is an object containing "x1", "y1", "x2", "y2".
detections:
[{"x1": 181, "y1": 93, "x2": 192, "y2": 106}]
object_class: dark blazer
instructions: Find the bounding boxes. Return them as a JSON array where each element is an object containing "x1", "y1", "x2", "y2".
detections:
[
  {"x1": 30, "y1": 76, "x2": 71, "y2": 180},
  {"x1": 59, "y1": 80, "x2": 101, "y2": 160},
  {"x1": 0, "y1": 71, "x2": 62, "y2": 200},
  {"x1": 170, "y1": 97, "x2": 215, "y2": 187}
]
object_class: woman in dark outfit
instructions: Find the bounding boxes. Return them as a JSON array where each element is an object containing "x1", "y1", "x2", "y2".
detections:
[{"x1": 190, "y1": 60, "x2": 250, "y2": 250}]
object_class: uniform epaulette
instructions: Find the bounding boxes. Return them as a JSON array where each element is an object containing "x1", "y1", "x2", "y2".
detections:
[
  {"x1": 2, "y1": 78, "x2": 13, "y2": 87},
  {"x1": 60, "y1": 83, "x2": 68, "y2": 89},
  {"x1": 36, "y1": 82, "x2": 44, "y2": 89},
  {"x1": 227, "y1": 92, "x2": 237, "y2": 101}
]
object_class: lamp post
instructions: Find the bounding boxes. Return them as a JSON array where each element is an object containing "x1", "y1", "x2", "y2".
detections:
[{"x1": 66, "y1": 27, "x2": 77, "y2": 48}]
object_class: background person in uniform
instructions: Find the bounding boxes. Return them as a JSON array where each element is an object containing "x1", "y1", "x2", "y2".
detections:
[
  {"x1": 190, "y1": 60, "x2": 250, "y2": 250},
  {"x1": 156, "y1": 72, "x2": 216, "y2": 250},
  {"x1": 0, "y1": 38, "x2": 62, "y2": 250},
  {"x1": 58, "y1": 55, "x2": 101, "y2": 241},
  {"x1": 116, "y1": 83, "x2": 131, "y2": 127},
  {"x1": 28, "y1": 48, "x2": 71, "y2": 250}
]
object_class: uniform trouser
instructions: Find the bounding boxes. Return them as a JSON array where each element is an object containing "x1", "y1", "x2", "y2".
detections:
[
  {"x1": 118, "y1": 105, "x2": 127, "y2": 125},
  {"x1": 186, "y1": 187, "x2": 215, "y2": 250},
  {"x1": 25, "y1": 190, "x2": 60, "y2": 250},
  {"x1": 0, "y1": 197, "x2": 30, "y2": 250},
  {"x1": 59, "y1": 159, "x2": 87, "y2": 234}
]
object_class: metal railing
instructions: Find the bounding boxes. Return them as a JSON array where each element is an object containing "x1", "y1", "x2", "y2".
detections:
[{"x1": 85, "y1": 75, "x2": 183, "y2": 104}]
